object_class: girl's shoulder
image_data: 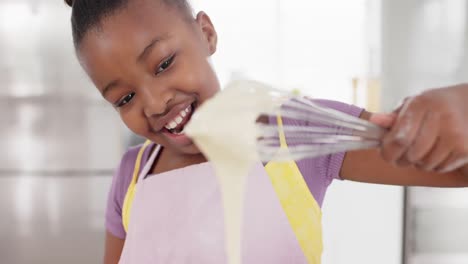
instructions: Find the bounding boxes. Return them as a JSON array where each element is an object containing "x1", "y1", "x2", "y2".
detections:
[
  {"x1": 116, "y1": 141, "x2": 156, "y2": 198},
  {"x1": 120, "y1": 142, "x2": 155, "y2": 178},
  {"x1": 105, "y1": 142, "x2": 156, "y2": 239}
]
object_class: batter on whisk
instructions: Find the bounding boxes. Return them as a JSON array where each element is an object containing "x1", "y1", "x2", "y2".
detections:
[{"x1": 62, "y1": 0, "x2": 468, "y2": 263}]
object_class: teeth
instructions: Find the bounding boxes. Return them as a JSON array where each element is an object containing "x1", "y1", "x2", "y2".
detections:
[
  {"x1": 164, "y1": 104, "x2": 193, "y2": 131},
  {"x1": 169, "y1": 121, "x2": 177, "y2": 129}
]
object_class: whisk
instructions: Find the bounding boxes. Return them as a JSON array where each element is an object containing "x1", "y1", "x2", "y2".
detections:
[
  {"x1": 185, "y1": 79, "x2": 387, "y2": 164},
  {"x1": 256, "y1": 94, "x2": 387, "y2": 162}
]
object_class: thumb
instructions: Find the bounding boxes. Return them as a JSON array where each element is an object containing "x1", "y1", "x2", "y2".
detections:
[{"x1": 369, "y1": 112, "x2": 397, "y2": 128}]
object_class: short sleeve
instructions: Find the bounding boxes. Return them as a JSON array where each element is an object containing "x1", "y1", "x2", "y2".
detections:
[
  {"x1": 313, "y1": 99, "x2": 363, "y2": 182},
  {"x1": 105, "y1": 144, "x2": 152, "y2": 239}
]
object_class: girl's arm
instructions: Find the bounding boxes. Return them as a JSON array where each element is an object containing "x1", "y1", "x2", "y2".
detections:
[
  {"x1": 342, "y1": 147, "x2": 468, "y2": 187},
  {"x1": 104, "y1": 231, "x2": 125, "y2": 264},
  {"x1": 342, "y1": 83, "x2": 468, "y2": 187}
]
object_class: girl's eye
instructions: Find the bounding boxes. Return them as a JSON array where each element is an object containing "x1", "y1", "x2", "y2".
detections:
[
  {"x1": 155, "y1": 54, "x2": 175, "y2": 75},
  {"x1": 115, "y1": 92, "x2": 135, "y2": 108}
]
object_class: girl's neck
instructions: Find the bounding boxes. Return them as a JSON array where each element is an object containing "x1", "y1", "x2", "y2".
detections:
[{"x1": 150, "y1": 146, "x2": 207, "y2": 175}]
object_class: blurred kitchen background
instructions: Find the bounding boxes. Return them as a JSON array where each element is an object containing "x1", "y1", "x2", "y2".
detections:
[{"x1": 1, "y1": 0, "x2": 467, "y2": 263}]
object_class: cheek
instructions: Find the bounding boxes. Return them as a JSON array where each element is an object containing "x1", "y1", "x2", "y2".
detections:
[
  {"x1": 194, "y1": 62, "x2": 220, "y2": 99},
  {"x1": 120, "y1": 110, "x2": 148, "y2": 137},
  {"x1": 202, "y1": 73, "x2": 221, "y2": 101},
  {"x1": 176, "y1": 72, "x2": 219, "y2": 104},
  {"x1": 178, "y1": 49, "x2": 220, "y2": 95}
]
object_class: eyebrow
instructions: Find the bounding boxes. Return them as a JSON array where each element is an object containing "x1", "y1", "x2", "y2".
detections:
[
  {"x1": 137, "y1": 34, "x2": 168, "y2": 63},
  {"x1": 101, "y1": 34, "x2": 169, "y2": 98},
  {"x1": 101, "y1": 80, "x2": 120, "y2": 98}
]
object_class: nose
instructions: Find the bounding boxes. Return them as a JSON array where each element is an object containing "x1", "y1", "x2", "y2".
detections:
[{"x1": 141, "y1": 84, "x2": 174, "y2": 118}]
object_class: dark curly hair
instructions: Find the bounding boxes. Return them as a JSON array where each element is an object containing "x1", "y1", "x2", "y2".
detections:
[{"x1": 64, "y1": 0, "x2": 193, "y2": 47}]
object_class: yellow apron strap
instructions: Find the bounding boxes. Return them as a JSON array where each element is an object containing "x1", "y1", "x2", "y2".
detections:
[
  {"x1": 264, "y1": 115, "x2": 323, "y2": 264},
  {"x1": 122, "y1": 140, "x2": 152, "y2": 233},
  {"x1": 276, "y1": 114, "x2": 288, "y2": 149}
]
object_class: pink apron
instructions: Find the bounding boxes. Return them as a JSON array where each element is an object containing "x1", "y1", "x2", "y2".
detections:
[{"x1": 118, "y1": 145, "x2": 309, "y2": 263}]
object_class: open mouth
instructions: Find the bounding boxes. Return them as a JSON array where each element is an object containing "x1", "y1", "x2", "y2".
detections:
[{"x1": 163, "y1": 103, "x2": 195, "y2": 135}]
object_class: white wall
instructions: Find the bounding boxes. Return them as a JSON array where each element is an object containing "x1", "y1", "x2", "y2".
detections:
[
  {"x1": 193, "y1": 0, "x2": 367, "y2": 102},
  {"x1": 322, "y1": 182, "x2": 403, "y2": 264}
]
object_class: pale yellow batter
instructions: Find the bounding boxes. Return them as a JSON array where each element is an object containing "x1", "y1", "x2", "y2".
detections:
[{"x1": 185, "y1": 80, "x2": 285, "y2": 264}]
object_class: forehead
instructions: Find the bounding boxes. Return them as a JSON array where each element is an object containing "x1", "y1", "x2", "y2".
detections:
[
  {"x1": 77, "y1": 0, "x2": 193, "y2": 85},
  {"x1": 83, "y1": 0, "x2": 187, "y2": 49}
]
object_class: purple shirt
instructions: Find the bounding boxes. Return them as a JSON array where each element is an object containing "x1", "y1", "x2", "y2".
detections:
[{"x1": 106, "y1": 99, "x2": 363, "y2": 239}]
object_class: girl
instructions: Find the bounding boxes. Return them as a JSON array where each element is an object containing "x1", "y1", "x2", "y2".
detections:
[{"x1": 63, "y1": 0, "x2": 468, "y2": 263}]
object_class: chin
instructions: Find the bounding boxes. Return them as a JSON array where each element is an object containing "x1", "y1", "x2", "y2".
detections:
[
  {"x1": 162, "y1": 140, "x2": 201, "y2": 155},
  {"x1": 179, "y1": 143, "x2": 202, "y2": 155}
]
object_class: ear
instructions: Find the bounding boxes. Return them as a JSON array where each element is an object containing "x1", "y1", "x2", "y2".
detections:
[{"x1": 195, "y1": 11, "x2": 217, "y2": 55}]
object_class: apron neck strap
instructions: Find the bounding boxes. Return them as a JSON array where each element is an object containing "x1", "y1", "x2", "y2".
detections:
[{"x1": 137, "y1": 144, "x2": 162, "y2": 184}]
